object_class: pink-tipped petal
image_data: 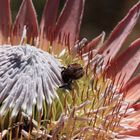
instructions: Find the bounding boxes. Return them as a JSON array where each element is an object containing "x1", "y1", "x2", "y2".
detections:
[
  {"x1": 0, "y1": 0, "x2": 11, "y2": 44},
  {"x1": 40, "y1": 0, "x2": 60, "y2": 50},
  {"x1": 12, "y1": 0, "x2": 39, "y2": 44},
  {"x1": 40, "y1": 0, "x2": 59, "y2": 40},
  {"x1": 121, "y1": 129, "x2": 140, "y2": 137},
  {"x1": 122, "y1": 73, "x2": 140, "y2": 104},
  {"x1": 82, "y1": 32, "x2": 105, "y2": 53},
  {"x1": 106, "y1": 38, "x2": 140, "y2": 86},
  {"x1": 131, "y1": 104, "x2": 140, "y2": 111},
  {"x1": 116, "y1": 136, "x2": 140, "y2": 140},
  {"x1": 99, "y1": 1, "x2": 140, "y2": 64},
  {"x1": 120, "y1": 111, "x2": 140, "y2": 136},
  {"x1": 54, "y1": 0, "x2": 85, "y2": 48}
]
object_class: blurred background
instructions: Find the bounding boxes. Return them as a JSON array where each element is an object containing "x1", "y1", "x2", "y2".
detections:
[{"x1": 11, "y1": 0, "x2": 140, "y2": 48}]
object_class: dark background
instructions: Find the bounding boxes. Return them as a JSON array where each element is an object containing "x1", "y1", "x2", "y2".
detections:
[{"x1": 11, "y1": 0, "x2": 140, "y2": 47}]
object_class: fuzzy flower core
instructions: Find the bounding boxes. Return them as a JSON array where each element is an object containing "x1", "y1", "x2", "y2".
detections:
[{"x1": 0, "y1": 44, "x2": 62, "y2": 117}]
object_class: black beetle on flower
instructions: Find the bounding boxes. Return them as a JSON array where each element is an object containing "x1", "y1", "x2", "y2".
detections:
[{"x1": 59, "y1": 63, "x2": 84, "y2": 90}]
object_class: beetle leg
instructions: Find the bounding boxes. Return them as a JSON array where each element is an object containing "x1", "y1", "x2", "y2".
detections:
[{"x1": 59, "y1": 83, "x2": 72, "y2": 90}]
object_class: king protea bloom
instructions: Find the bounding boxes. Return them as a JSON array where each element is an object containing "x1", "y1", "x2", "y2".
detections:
[{"x1": 0, "y1": 0, "x2": 140, "y2": 139}]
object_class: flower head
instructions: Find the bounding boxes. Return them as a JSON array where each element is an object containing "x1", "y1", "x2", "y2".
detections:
[{"x1": 0, "y1": 0, "x2": 140, "y2": 139}]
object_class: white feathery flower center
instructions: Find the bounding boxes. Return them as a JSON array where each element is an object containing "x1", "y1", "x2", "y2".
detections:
[{"x1": 0, "y1": 44, "x2": 63, "y2": 117}]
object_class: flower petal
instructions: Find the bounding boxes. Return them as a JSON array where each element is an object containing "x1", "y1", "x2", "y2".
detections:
[
  {"x1": 54, "y1": 0, "x2": 85, "y2": 48},
  {"x1": 12, "y1": 0, "x2": 39, "y2": 45},
  {"x1": 122, "y1": 110, "x2": 140, "y2": 126},
  {"x1": 105, "y1": 38, "x2": 140, "y2": 86},
  {"x1": 122, "y1": 73, "x2": 140, "y2": 104},
  {"x1": 131, "y1": 104, "x2": 140, "y2": 111},
  {"x1": 40, "y1": 0, "x2": 60, "y2": 50},
  {"x1": 0, "y1": 0, "x2": 11, "y2": 44},
  {"x1": 121, "y1": 122, "x2": 140, "y2": 137},
  {"x1": 119, "y1": 111, "x2": 140, "y2": 137},
  {"x1": 116, "y1": 135, "x2": 140, "y2": 140},
  {"x1": 99, "y1": 1, "x2": 140, "y2": 64},
  {"x1": 82, "y1": 32, "x2": 105, "y2": 53}
]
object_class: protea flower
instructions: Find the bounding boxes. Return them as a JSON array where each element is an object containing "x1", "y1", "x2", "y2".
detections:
[{"x1": 0, "y1": 0, "x2": 140, "y2": 139}]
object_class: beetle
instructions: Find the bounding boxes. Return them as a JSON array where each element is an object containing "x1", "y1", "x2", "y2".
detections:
[{"x1": 59, "y1": 63, "x2": 84, "y2": 90}]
